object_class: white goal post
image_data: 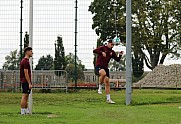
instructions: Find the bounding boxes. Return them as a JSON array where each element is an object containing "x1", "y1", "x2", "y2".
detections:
[{"x1": 28, "y1": 0, "x2": 33, "y2": 115}]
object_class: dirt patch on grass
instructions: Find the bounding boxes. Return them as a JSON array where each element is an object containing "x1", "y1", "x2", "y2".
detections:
[{"x1": 47, "y1": 114, "x2": 60, "y2": 118}]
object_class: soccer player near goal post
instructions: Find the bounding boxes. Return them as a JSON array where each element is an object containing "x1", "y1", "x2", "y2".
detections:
[
  {"x1": 20, "y1": 47, "x2": 33, "y2": 115},
  {"x1": 93, "y1": 39, "x2": 124, "y2": 104}
]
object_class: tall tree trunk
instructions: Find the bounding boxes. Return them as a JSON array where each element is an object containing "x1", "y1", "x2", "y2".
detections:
[{"x1": 159, "y1": 54, "x2": 166, "y2": 64}]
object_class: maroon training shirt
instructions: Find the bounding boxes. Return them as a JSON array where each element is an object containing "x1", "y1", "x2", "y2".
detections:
[
  {"x1": 93, "y1": 45, "x2": 122, "y2": 68},
  {"x1": 20, "y1": 58, "x2": 31, "y2": 83}
]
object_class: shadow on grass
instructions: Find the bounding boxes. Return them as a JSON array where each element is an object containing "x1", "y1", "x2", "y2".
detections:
[
  {"x1": 0, "y1": 112, "x2": 52, "y2": 116},
  {"x1": 32, "y1": 112, "x2": 52, "y2": 115},
  {"x1": 131, "y1": 96, "x2": 181, "y2": 106},
  {"x1": 131, "y1": 101, "x2": 180, "y2": 106}
]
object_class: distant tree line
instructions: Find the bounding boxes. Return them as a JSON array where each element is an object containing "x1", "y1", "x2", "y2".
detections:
[{"x1": 2, "y1": 33, "x2": 85, "y2": 81}]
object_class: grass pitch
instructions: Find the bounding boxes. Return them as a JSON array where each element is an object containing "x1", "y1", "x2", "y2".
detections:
[{"x1": 0, "y1": 89, "x2": 181, "y2": 124}]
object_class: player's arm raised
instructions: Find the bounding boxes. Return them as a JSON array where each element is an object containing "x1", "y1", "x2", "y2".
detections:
[{"x1": 112, "y1": 51, "x2": 123, "y2": 62}]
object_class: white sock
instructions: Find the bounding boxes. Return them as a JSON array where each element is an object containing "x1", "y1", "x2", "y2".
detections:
[
  {"x1": 25, "y1": 108, "x2": 30, "y2": 114},
  {"x1": 98, "y1": 85, "x2": 102, "y2": 90},
  {"x1": 21, "y1": 108, "x2": 25, "y2": 114},
  {"x1": 106, "y1": 94, "x2": 110, "y2": 100}
]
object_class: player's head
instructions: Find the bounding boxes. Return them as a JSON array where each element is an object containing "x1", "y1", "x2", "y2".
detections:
[
  {"x1": 24, "y1": 47, "x2": 33, "y2": 57},
  {"x1": 107, "y1": 39, "x2": 114, "y2": 49}
]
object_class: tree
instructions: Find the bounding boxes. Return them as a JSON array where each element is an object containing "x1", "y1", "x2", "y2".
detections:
[
  {"x1": 3, "y1": 32, "x2": 30, "y2": 70},
  {"x1": 35, "y1": 55, "x2": 53, "y2": 70},
  {"x1": 132, "y1": 0, "x2": 181, "y2": 70},
  {"x1": 19, "y1": 31, "x2": 29, "y2": 60},
  {"x1": 89, "y1": 0, "x2": 181, "y2": 70},
  {"x1": 54, "y1": 35, "x2": 66, "y2": 76},
  {"x1": 132, "y1": 54, "x2": 144, "y2": 77},
  {"x1": 65, "y1": 53, "x2": 85, "y2": 81},
  {"x1": 65, "y1": 64, "x2": 85, "y2": 82},
  {"x1": 23, "y1": 32, "x2": 29, "y2": 57},
  {"x1": 88, "y1": 0, "x2": 126, "y2": 42},
  {"x1": 3, "y1": 50, "x2": 20, "y2": 70},
  {"x1": 24, "y1": 31, "x2": 29, "y2": 48}
]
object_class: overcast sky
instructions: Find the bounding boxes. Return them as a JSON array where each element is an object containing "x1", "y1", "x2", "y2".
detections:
[
  {"x1": 0, "y1": 0, "x2": 98, "y2": 69},
  {"x1": 0, "y1": 0, "x2": 180, "y2": 71}
]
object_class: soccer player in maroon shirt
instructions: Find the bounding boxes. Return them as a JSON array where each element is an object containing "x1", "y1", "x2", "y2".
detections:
[
  {"x1": 20, "y1": 47, "x2": 33, "y2": 115},
  {"x1": 93, "y1": 40, "x2": 124, "y2": 104}
]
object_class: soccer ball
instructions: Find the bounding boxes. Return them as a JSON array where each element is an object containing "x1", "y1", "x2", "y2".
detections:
[{"x1": 112, "y1": 36, "x2": 121, "y2": 45}]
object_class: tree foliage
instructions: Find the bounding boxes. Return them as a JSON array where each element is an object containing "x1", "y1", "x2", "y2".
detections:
[
  {"x1": 132, "y1": 0, "x2": 181, "y2": 70},
  {"x1": 54, "y1": 36, "x2": 66, "y2": 76},
  {"x1": 89, "y1": 0, "x2": 181, "y2": 70},
  {"x1": 88, "y1": 0, "x2": 126, "y2": 42},
  {"x1": 35, "y1": 55, "x2": 53, "y2": 70},
  {"x1": 3, "y1": 32, "x2": 30, "y2": 70},
  {"x1": 24, "y1": 31, "x2": 29, "y2": 48},
  {"x1": 3, "y1": 50, "x2": 19, "y2": 70},
  {"x1": 65, "y1": 53, "x2": 85, "y2": 81},
  {"x1": 65, "y1": 64, "x2": 85, "y2": 82},
  {"x1": 132, "y1": 55, "x2": 144, "y2": 77},
  {"x1": 21, "y1": 31, "x2": 30, "y2": 60}
]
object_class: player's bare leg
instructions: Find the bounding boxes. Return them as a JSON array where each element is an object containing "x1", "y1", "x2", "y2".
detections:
[
  {"x1": 98, "y1": 69, "x2": 106, "y2": 94},
  {"x1": 104, "y1": 77, "x2": 115, "y2": 104},
  {"x1": 20, "y1": 94, "x2": 29, "y2": 115}
]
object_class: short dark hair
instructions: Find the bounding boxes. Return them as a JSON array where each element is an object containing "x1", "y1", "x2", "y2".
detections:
[
  {"x1": 24, "y1": 47, "x2": 32, "y2": 53},
  {"x1": 107, "y1": 39, "x2": 113, "y2": 43}
]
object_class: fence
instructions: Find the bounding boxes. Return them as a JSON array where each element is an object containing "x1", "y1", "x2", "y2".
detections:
[
  {"x1": 2, "y1": 67, "x2": 181, "y2": 91},
  {"x1": 0, "y1": 0, "x2": 97, "y2": 70},
  {"x1": 0, "y1": 70, "x2": 68, "y2": 92},
  {"x1": 1, "y1": 0, "x2": 181, "y2": 90},
  {"x1": 0, "y1": 69, "x2": 128, "y2": 91}
]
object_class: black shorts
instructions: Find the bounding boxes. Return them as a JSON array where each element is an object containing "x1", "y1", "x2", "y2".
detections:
[
  {"x1": 95, "y1": 66, "x2": 110, "y2": 77},
  {"x1": 21, "y1": 82, "x2": 31, "y2": 94}
]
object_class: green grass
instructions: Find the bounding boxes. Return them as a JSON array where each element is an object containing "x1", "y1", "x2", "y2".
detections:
[{"x1": 0, "y1": 89, "x2": 181, "y2": 124}]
